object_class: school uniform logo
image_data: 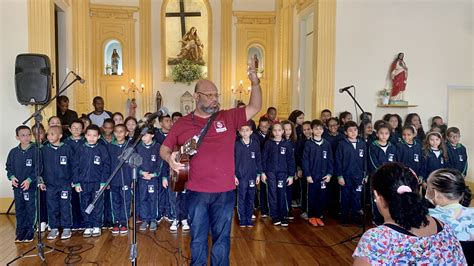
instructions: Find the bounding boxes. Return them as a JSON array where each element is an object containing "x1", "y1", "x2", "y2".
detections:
[
  {"x1": 440, "y1": 157, "x2": 445, "y2": 165},
  {"x1": 280, "y1": 147, "x2": 286, "y2": 155},
  {"x1": 356, "y1": 185, "x2": 363, "y2": 192},
  {"x1": 414, "y1": 154, "x2": 419, "y2": 162},
  {"x1": 358, "y1": 149, "x2": 364, "y2": 157},
  {"x1": 122, "y1": 185, "x2": 129, "y2": 191},
  {"x1": 25, "y1": 159, "x2": 32, "y2": 167},
  {"x1": 94, "y1": 156, "x2": 101, "y2": 165},
  {"x1": 388, "y1": 153, "x2": 394, "y2": 162},
  {"x1": 321, "y1": 181, "x2": 326, "y2": 189},
  {"x1": 214, "y1": 121, "x2": 227, "y2": 133},
  {"x1": 251, "y1": 152, "x2": 255, "y2": 159},
  {"x1": 323, "y1": 150, "x2": 327, "y2": 159},
  {"x1": 23, "y1": 192, "x2": 29, "y2": 201},
  {"x1": 277, "y1": 180, "x2": 284, "y2": 188},
  {"x1": 249, "y1": 180, "x2": 255, "y2": 188},
  {"x1": 459, "y1": 155, "x2": 464, "y2": 162},
  {"x1": 151, "y1": 155, "x2": 156, "y2": 162},
  {"x1": 61, "y1": 191, "x2": 69, "y2": 199},
  {"x1": 148, "y1": 185, "x2": 155, "y2": 193},
  {"x1": 60, "y1": 156, "x2": 67, "y2": 165}
]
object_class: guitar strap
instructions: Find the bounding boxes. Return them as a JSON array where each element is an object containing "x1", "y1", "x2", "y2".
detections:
[{"x1": 194, "y1": 110, "x2": 220, "y2": 151}]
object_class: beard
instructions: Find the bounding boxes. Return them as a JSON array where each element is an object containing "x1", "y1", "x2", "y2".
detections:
[{"x1": 198, "y1": 102, "x2": 220, "y2": 115}]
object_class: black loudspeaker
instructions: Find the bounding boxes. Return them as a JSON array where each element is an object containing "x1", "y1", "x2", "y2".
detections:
[{"x1": 15, "y1": 53, "x2": 52, "y2": 105}]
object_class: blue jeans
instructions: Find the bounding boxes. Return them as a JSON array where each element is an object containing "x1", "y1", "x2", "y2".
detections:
[{"x1": 186, "y1": 190, "x2": 235, "y2": 266}]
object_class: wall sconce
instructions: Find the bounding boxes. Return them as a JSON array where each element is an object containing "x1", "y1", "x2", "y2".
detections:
[
  {"x1": 121, "y1": 78, "x2": 144, "y2": 95},
  {"x1": 231, "y1": 80, "x2": 250, "y2": 101}
]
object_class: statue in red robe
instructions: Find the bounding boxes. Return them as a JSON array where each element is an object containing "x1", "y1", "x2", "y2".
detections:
[{"x1": 390, "y1": 52, "x2": 408, "y2": 100}]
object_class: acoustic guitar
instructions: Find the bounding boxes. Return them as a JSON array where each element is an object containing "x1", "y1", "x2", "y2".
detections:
[{"x1": 170, "y1": 136, "x2": 198, "y2": 192}]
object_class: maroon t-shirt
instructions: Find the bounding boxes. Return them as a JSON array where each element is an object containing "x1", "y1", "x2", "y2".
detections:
[{"x1": 163, "y1": 108, "x2": 247, "y2": 193}]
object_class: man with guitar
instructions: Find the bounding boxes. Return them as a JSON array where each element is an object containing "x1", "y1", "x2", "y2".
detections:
[{"x1": 160, "y1": 61, "x2": 262, "y2": 265}]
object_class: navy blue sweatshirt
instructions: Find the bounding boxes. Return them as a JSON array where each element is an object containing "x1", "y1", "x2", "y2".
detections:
[
  {"x1": 136, "y1": 141, "x2": 167, "y2": 180},
  {"x1": 396, "y1": 140, "x2": 423, "y2": 176},
  {"x1": 42, "y1": 143, "x2": 74, "y2": 187},
  {"x1": 154, "y1": 128, "x2": 168, "y2": 145},
  {"x1": 107, "y1": 139, "x2": 133, "y2": 186},
  {"x1": 389, "y1": 130, "x2": 402, "y2": 145},
  {"x1": 64, "y1": 135, "x2": 85, "y2": 153},
  {"x1": 295, "y1": 137, "x2": 310, "y2": 170},
  {"x1": 262, "y1": 139, "x2": 296, "y2": 176},
  {"x1": 420, "y1": 148, "x2": 449, "y2": 180},
  {"x1": 322, "y1": 131, "x2": 344, "y2": 158},
  {"x1": 6, "y1": 143, "x2": 40, "y2": 186},
  {"x1": 446, "y1": 143, "x2": 468, "y2": 176},
  {"x1": 335, "y1": 138, "x2": 367, "y2": 179},
  {"x1": 251, "y1": 130, "x2": 269, "y2": 151},
  {"x1": 368, "y1": 141, "x2": 397, "y2": 174},
  {"x1": 73, "y1": 142, "x2": 111, "y2": 185},
  {"x1": 234, "y1": 138, "x2": 262, "y2": 179},
  {"x1": 301, "y1": 138, "x2": 334, "y2": 179}
]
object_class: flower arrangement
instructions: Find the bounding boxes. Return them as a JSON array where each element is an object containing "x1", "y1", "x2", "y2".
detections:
[
  {"x1": 378, "y1": 88, "x2": 391, "y2": 104},
  {"x1": 171, "y1": 59, "x2": 204, "y2": 85}
]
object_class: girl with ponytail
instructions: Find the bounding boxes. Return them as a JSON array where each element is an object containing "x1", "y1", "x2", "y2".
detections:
[{"x1": 353, "y1": 163, "x2": 466, "y2": 265}]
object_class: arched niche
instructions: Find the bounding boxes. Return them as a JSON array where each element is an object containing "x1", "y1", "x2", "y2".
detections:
[
  {"x1": 104, "y1": 39, "x2": 123, "y2": 75},
  {"x1": 247, "y1": 44, "x2": 265, "y2": 78}
]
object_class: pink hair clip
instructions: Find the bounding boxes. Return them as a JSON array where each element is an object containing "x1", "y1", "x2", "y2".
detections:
[{"x1": 397, "y1": 185, "x2": 412, "y2": 194}]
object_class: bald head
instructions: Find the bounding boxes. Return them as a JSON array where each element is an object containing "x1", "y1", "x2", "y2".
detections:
[{"x1": 195, "y1": 79, "x2": 218, "y2": 93}]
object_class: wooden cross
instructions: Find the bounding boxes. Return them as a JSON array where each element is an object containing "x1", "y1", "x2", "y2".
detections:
[{"x1": 165, "y1": 0, "x2": 202, "y2": 37}]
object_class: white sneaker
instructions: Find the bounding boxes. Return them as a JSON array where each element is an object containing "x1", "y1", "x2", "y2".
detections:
[
  {"x1": 181, "y1": 220, "x2": 190, "y2": 231},
  {"x1": 251, "y1": 214, "x2": 256, "y2": 220},
  {"x1": 40, "y1": 222, "x2": 47, "y2": 232},
  {"x1": 83, "y1": 228, "x2": 93, "y2": 238},
  {"x1": 92, "y1": 227, "x2": 101, "y2": 237},
  {"x1": 169, "y1": 220, "x2": 179, "y2": 232}
]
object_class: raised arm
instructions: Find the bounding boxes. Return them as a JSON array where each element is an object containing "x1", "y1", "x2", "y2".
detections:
[{"x1": 246, "y1": 60, "x2": 262, "y2": 121}]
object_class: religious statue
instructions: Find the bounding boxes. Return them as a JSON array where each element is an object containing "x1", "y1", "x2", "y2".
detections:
[
  {"x1": 111, "y1": 49, "x2": 120, "y2": 75},
  {"x1": 168, "y1": 27, "x2": 205, "y2": 65},
  {"x1": 253, "y1": 54, "x2": 259, "y2": 69},
  {"x1": 156, "y1": 91, "x2": 162, "y2": 111},
  {"x1": 126, "y1": 98, "x2": 137, "y2": 118},
  {"x1": 389, "y1": 52, "x2": 408, "y2": 101}
]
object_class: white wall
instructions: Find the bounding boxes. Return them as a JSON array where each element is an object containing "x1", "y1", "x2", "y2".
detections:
[
  {"x1": 0, "y1": 0, "x2": 30, "y2": 198},
  {"x1": 334, "y1": 0, "x2": 473, "y2": 128}
]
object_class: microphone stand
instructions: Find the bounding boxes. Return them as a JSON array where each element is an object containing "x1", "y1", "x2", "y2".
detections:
[
  {"x1": 6, "y1": 76, "x2": 81, "y2": 265},
  {"x1": 85, "y1": 124, "x2": 151, "y2": 266}
]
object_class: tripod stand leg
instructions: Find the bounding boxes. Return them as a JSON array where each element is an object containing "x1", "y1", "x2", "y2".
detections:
[
  {"x1": 6, "y1": 199, "x2": 15, "y2": 215},
  {"x1": 7, "y1": 246, "x2": 36, "y2": 265}
]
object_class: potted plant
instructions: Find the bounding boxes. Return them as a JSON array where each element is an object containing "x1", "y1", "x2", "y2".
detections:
[
  {"x1": 378, "y1": 88, "x2": 391, "y2": 105},
  {"x1": 171, "y1": 59, "x2": 204, "y2": 85}
]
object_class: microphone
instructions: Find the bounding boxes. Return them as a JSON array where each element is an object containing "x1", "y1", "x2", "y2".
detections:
[
  {"x1": 138, "y1": 107, "x2": 169, "y2": 124},
  {"x1": 71, "y1": 71, "x2": 86, "y2": 84},
  {"x1": 339, "y1": 85, "x2": 354, "y2": 93}
]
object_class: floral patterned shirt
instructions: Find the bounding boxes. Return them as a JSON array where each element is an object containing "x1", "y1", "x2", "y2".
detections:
[
  {"x1": 429, "y1": 203, "x2": 474, "y2": 241},
  {"x1": 353, "y1": 222, "x2": 467, "y2": 265}
]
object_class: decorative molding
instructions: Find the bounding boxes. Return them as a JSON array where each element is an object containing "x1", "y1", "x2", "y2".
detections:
[
  {"x1": 160, "y1": 0, "x2": 213, "y2": 82},
  {"x1": 233, "y1": 11, "x2": 276, "y2": 25},
  {"x1": 312, "y1": 0, "x2": 336, "y2": 118},
  {"x1": 72, "y1": 0, "x2": 91, "y2": 115},
  {"x1": 90, "y1": 4, "x2": 138, "y2": 19},
  {"x1": 295, "y1": 0, "x2": 314, "y2": 13},
  {"x1": 140, "y1": 0, "x2": 153, "y2": 114},
  {"x1": 220, "y1": 0, "x2": 233, "y2": 109}
]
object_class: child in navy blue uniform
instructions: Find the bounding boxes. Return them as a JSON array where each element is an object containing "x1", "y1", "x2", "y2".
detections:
[
  {"x1": 64, "y1": 119, "x2": 85, "y2": 230},
  {"x1": 41, "y1": 126, "x2": 74, "y2": 240},
  {"x1": 125, "y1": 116, "x2": 139, "y2": 143},
  {"x1": 421, "y1": 131, "x2": 450, "y2": 182},
  {"x1": 337, "y1": 111, "x2": 352, "y2": 134},
  {"x1": 359, "y1": 120, "x2": 374, "y2": 146},
  {"x1": 446, "y1": 127, "x2": 468, "y2": 176},
  {"x1": 295, "y1": 121, "x2": 312, "y2": 219},
  {"x1": 262, "y1": 123, "x2": 296, "y2": 227},
  {"x1": 302, "y1": 120, "x2": 333, "y2": 227},
  {"x1": 386, "y1": 114, "x2": 402, "y2": 145},
  {"x1": 101, "y1": 118, "x2": 115, "y2": 145},
  {"x1": 282, "y1": 120, "x2": 297, "y2": 219},
  {"x1": 252, "y1": 116, "x2": 270, "y2": 217},
  {"x1": 396, "y1": 125, "x2": 423, "y2": 176},
  {"x1": 108, "y1": 124, "x2": 132, "y2": 235},
  {"x1": 335, "y1": 121, "x2": 366, "y2": 225},
  {"x1": 235, "y1": 123, "x2": 262, "y2": 227},
  {"x1": 100, "y1": 118, "x2": 114, "y2": 228},
  {"x1": 73, "y1": 125, "x2": 111, "y2": 238},
  {"x1": 368, "y1": 123, "x2": 397, "y2": 225},
  {"x1": 6, "y1": 126, "x2": 39, "y2": 242},
  {"x1": 136, "y1": 128, "x2": 167, "y2": 231},
  {"x1": 155, "y1": 115, "x2": 172, "y2": 223}
]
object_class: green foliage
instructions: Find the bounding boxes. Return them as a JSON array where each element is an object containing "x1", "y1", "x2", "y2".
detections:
[{"x1": 171, "y1": 59, "x2": 204, "y2": 85}]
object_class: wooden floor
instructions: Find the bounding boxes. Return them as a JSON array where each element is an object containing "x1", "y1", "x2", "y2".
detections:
[{"x1": 0, "y1": 210, "x2": 360, "y2": 265}]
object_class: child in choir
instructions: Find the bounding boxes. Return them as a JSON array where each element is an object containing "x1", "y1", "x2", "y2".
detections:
[
  {"x1": 302, "y1": 120, "x2": 333, "y2": 227},
  {"x1": 288, "y1": 110, "x2": 305, "y2": 140},
  {"x1": 335, "y1": 121, "x2": 366, "y2": 225},
  {"x1": 171, "y1": 112, "x2": 183, "y2": 123},
  {"x1": 431, "y1": 116, "x2": 445, "y2": 127},
  {"x1": 359, "y1": 112, "x2": 372, "y2": 122},
  {"x1": 320, "y1": 109, "x2": 332, "y2": 134},
  {"x1": 295, "y1": 121, "x2": 312, "y2": 219},
  {"x1": 404, "y1": 113, "x2": 426, "y2": 143},
  {"x1": 112, "y1": 112, "x2": 124, "y2": 125},
  {"x1": 262, "y1": 107, "x2": 280, "y2": 125},
  {"x1": 31, "y1": 123, "x2": 48, "y2": 231},
  {"x1": 125, "y1": 116, "x2": 139, "y2": 143},
  {"x1": 108, "y1": 124, "x2": 132, "y2": 235},
  {"x1": 338, "y1": 111, "x2": 352, "y2": 134},
  {"x1": 100, "y1": 118, "x2": 115, "y2": 228},
  {"x1": 253, "y1": 116, "x2": 270, "y2": 217},
  {"x1": 163, "y1": 182, "x2": 189, "y2": 232},
  {"x1": 359, "y1": 120, "x2": 374, "y2": 145},
  {"x1": 6, "y1": 126, "x2": 39, "y2": 242},
  {"x1": 386, "y1": 114, "x2": 403, "y2": 145},
  {"x1": 420, "y1": 131, "x2": 449, "y2": 182},
  {"x1": 73, "y1": 125, "x2": 111, "y2": 237},
  {"x1": 234, "y1": 123, "x2": 262, "y2": 227},
  {"x1": 446, "y1": 127, "x2": 468, "y2": 176},
  {"x1": 282, "y1": 120, "x2": 297, "y2": 219},
  {"x1": 368, "y1": 122, "x2": 397, "y2": 225},
  {"x1": 80, "y1": 115, "x2": 92, "y2": 134},
  {"x1": 262, "y1": 123, "x2": 296, "y2": 227},
  {"x1": 323, "y1": 117, "x2": 344, "y2": 156},
  {"x1": 156, "y1": 115, "x2": 172, "y2": 222},
  {"x1": 101, "y1": 118, "x2": 115, "y2": 144},
  {"x1": 396, "y1": 125, "x2": 423, "y2": 176},
  {"x1": 136, "y1": 128, "x2": 167, "y2": 231},
  {"x1": 41, "y1": 126, "x2": 74, "y2": 240},
  {"x1": 48, "y1": 116, "x2": 62, "y2": 127}
]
